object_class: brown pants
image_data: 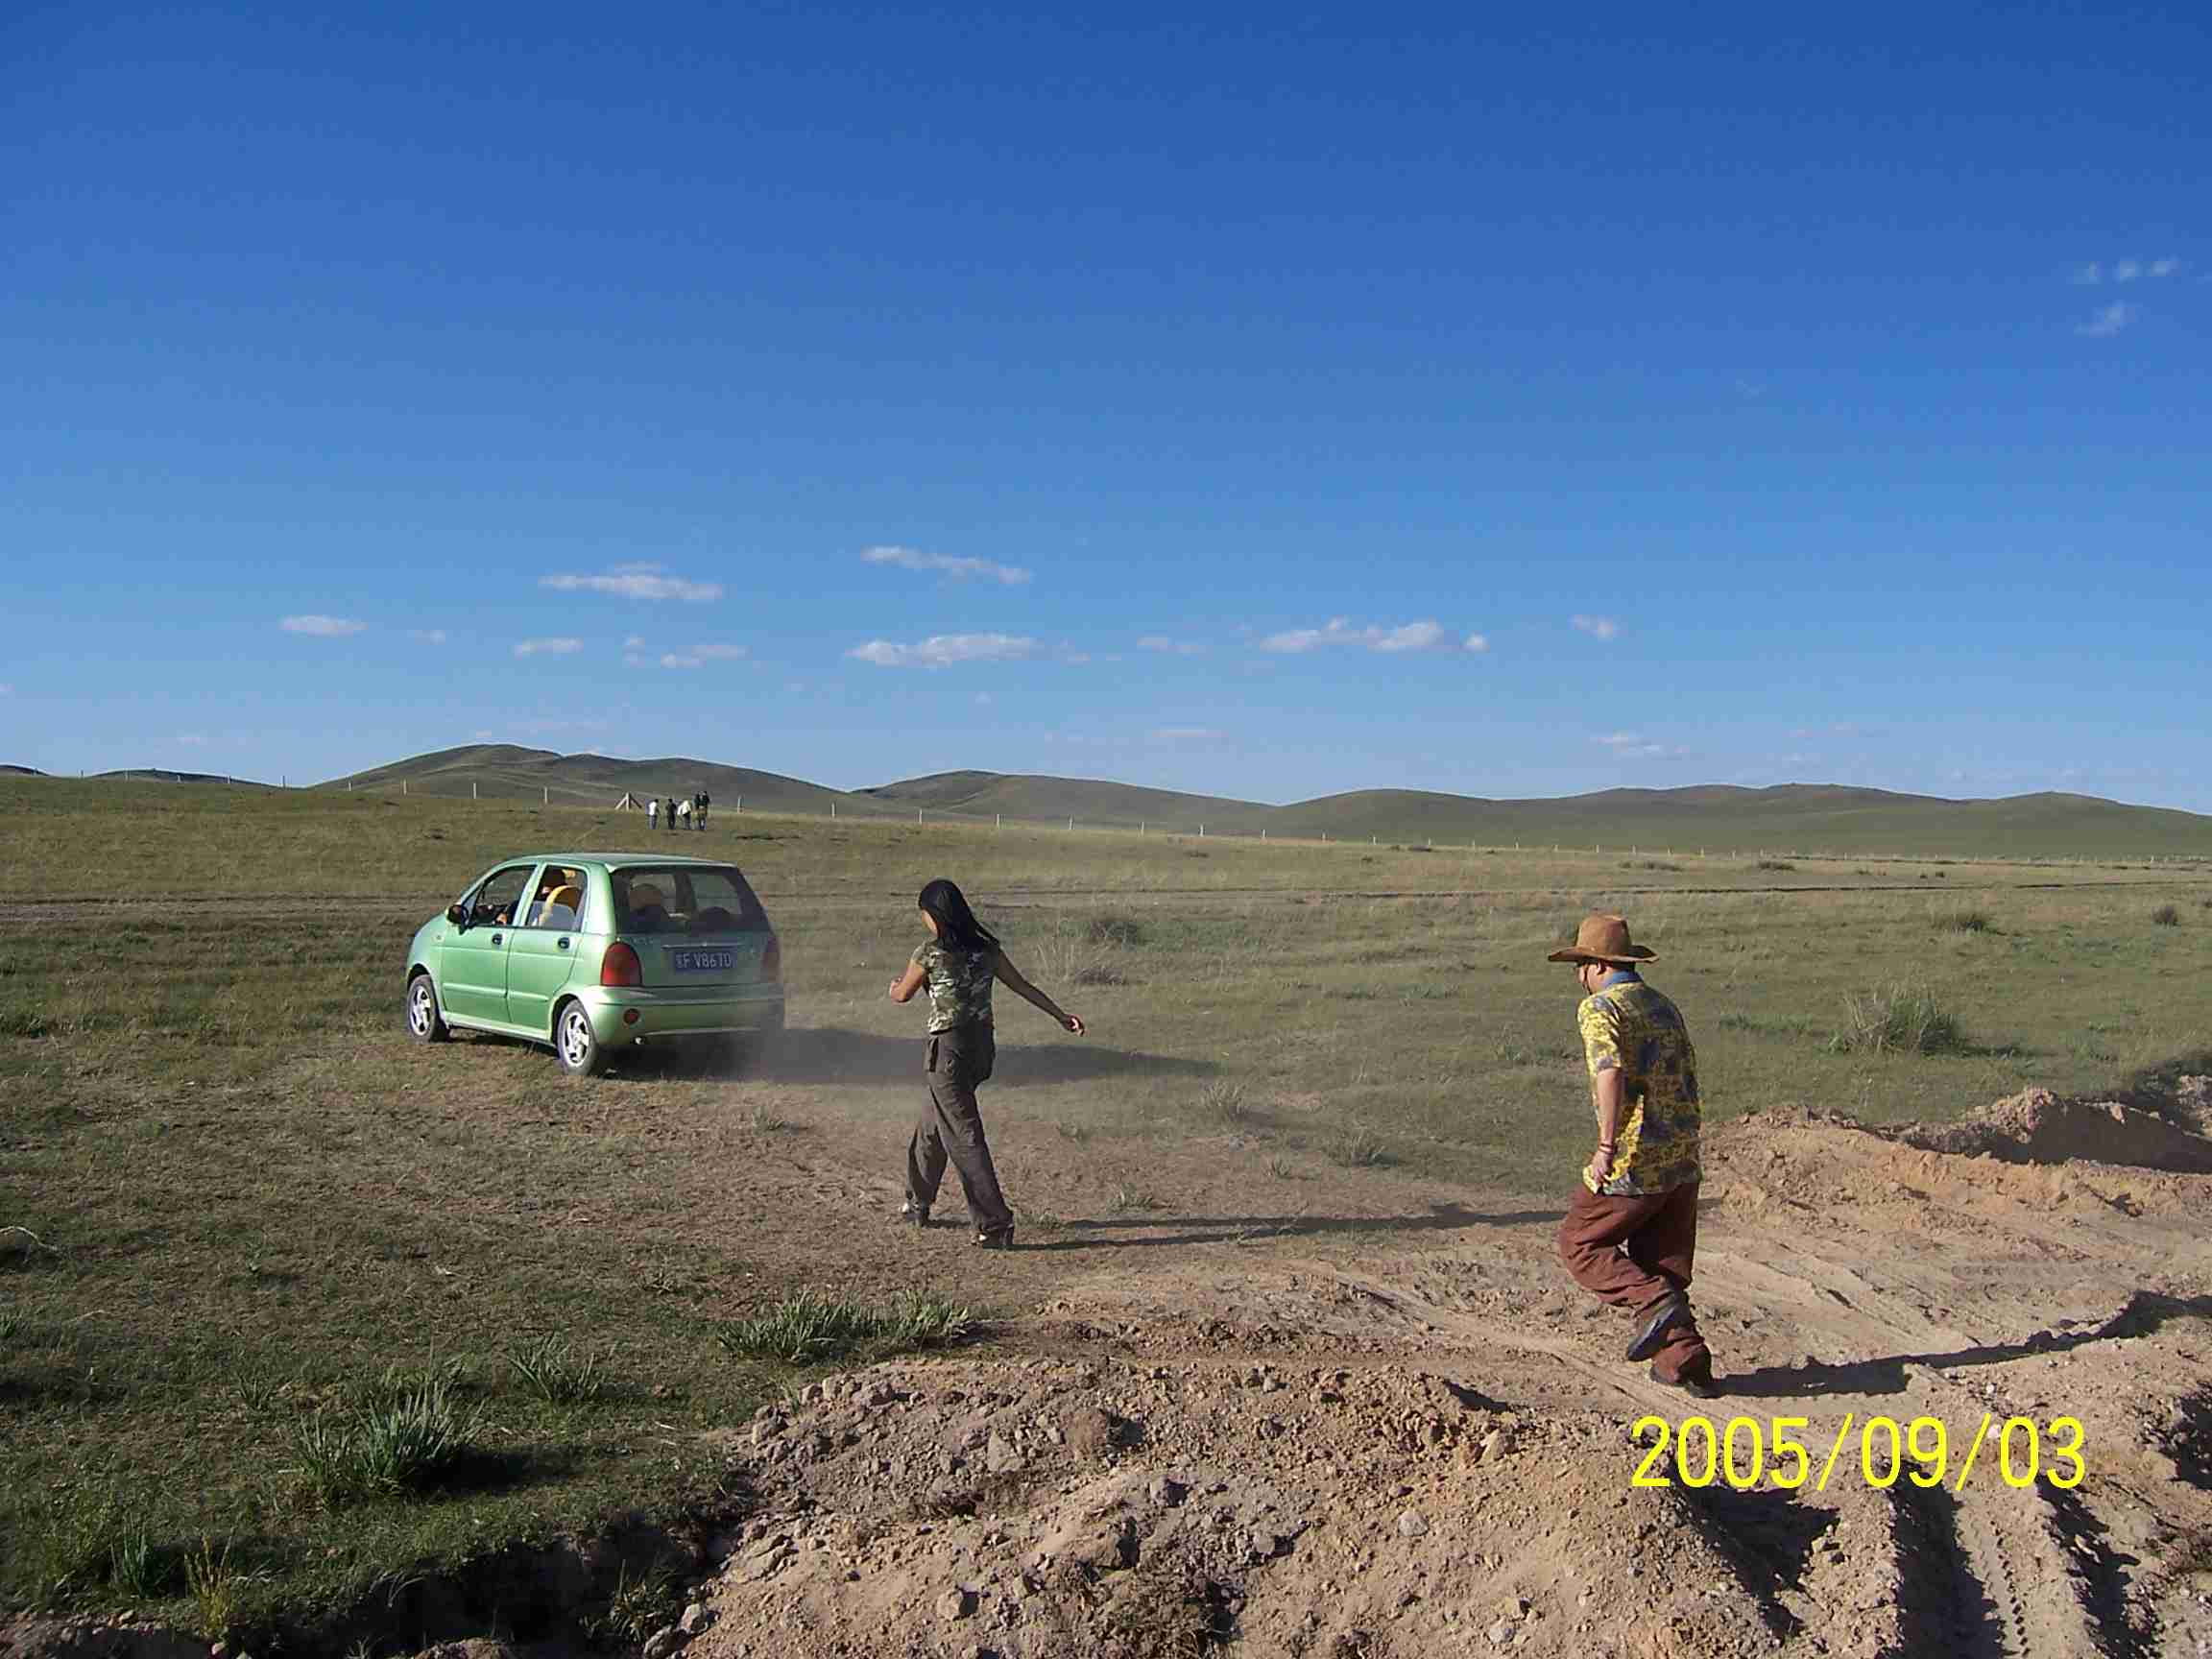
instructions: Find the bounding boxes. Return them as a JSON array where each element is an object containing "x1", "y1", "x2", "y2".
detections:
[
  {"x1": 906, "y1": 1024, "x2": 1013, "y2": 1236},
  {"x1": 1556, "y1": 1180, "x2": 1712, "y2": 1380}
]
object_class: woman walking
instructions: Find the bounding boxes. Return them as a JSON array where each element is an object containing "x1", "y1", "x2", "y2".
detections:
[{"x1": 888, "y1": 878, "x2": 1084, "y2": 1248}]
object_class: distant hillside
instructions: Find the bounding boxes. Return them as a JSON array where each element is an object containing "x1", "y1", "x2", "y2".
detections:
[
  {"x1": 1266, "y1": 786, "x2": 2212, "y2": 858},
  {"x1": 90, "y1": 768, "x2": 272, "y2": 788},
  {"x1": 321, "y1": 746, "x2": 901, "y2": 818},
  {"x1": 0, "y1": 764, "x2": 44, "y2": 778},
  {"x1": 323, "y1": 749, "x2": 2212, "y2": 858},
  {"x1": 862, "y1": 770, "x2": 1272, "y2": 831}
]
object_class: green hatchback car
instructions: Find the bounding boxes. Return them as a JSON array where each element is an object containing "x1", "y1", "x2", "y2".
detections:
[{"x1": 404, "y1": 854, "x2": 784, "y2": 1075}]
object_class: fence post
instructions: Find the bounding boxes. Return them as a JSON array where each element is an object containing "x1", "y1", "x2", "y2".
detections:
[
  {"x1": 543, "y1": 786, "x2": 548, "y2": 804},
  {"x1": 996, "y1": 814, "x2": 1001, "y2": 829},
  {"x1": 473, "y1": 781, "x2": 478, "y2": 800},
  {"x1": 403, "y1": 780, "x2": 408, "y2": 796},
  {"x1": 919, "y1": 807, "x2": 924, "y2": 826},
  {"x1": 735, "y1": 795, "x2": 742, "y2": 814}
]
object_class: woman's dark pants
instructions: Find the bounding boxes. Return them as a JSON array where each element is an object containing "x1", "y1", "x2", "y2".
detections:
[{"x1": 906, "y1": 1023, "x2": 1013, "y2": 1235}]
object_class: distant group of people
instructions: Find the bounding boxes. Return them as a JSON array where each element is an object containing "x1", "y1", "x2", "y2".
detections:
[{"x1": 643, "y1": 790, "x2": 711, "y2": 832}]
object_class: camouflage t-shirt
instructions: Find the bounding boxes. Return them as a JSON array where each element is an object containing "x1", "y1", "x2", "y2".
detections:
[
  {"x1": 912, "y1": 941, "x2": 996, "y2": 1034},
  {"x1": 1577, "y1": 971, "x2": 1702, "y2": 1197}
]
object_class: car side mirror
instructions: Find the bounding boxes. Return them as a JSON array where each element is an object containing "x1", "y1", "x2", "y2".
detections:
[{"x1": 446, "y1": 904, "x2": 469, "y2": 926}]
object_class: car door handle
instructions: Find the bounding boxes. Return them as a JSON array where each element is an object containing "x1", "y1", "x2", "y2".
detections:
[
  {"x1": 490, "y1": 933, "x2": 503, "y2": 947},
  {"x1": 556, "y1": 937, "x2": 570, "y2": 950}
]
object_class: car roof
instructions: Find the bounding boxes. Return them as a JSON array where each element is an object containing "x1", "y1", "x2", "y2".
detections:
[{"x1": 498, "y1": 854, "x2": 741, "y2": 868}]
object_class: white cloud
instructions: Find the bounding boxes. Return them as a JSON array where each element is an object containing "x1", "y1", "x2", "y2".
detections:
[
  {"x1": 861, "y1": 544, "x2": 1031, "y2": 586},
  {"x1": 409, "y1": 628, "x2": 447, "y2": 645},
  {"x1": 2078, "y1": 301, "x2": 2135, "y2": 338},
  {"x1": 514, "y1": 637, "x2": 585, "y2": 658},
  {"x1": 1260, "y1": 616, "x2": 1475, "y2": 655},
  {"x1": 1571, "y1": 614, "x2": 1621, "y2": 641},
  {"x1": 1463, "y1": 632, "x2": 1490, "y2": 653},
  {"x1": 660, "y1": 654, "x2": 703, "y2": 669},
  {"x1": 541, "y1": 568, "x2": 722, "y2": 602},
  {"x1": 1595, "y1": 731, "x2": 1683, "y2": 759},
  {"x1": 2114, "y1": 259, "x2": 2142, "y2": 283},
  {"x1": 178, "y1": 732, "x2": 207, "y2": 747},
  {"x1": 623, "y1": 634, "x2": 646, "y2": 650},
  {"x1": 848, "y1": 633, "x2": 1038, "y2": 668},
  {"x1": 693, "y1": 643, "x2": 748, "y2": 661},
  {"x1": 1138, "y1": 634, "x2": 1207, "y2": 656},
  {"x1": 2150, "y1": 257, "x2": 2182, "y2": 277},
  {"x1": 280, "y1": 614, "x2": 366, "y2": 637}
]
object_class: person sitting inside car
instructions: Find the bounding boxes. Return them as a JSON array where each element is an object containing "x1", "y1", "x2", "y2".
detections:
[
  {"x1": 528, "y1": 867, "x2": 582, "y2": 928},
  {"x1": 627, "y1": 881, "x2": 670, "y2": 933}
]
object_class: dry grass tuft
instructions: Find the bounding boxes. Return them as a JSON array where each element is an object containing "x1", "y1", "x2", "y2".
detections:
[{"x1": 1827, "y1": 984, "x2": 1966, "y2": 1055}]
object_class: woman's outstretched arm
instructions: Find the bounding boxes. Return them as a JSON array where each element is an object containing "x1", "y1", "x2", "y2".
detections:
[
  {"x1": 888, "y1": 959, "x2": 928, "y2": 1003},
  {"x1": 992, "y1": 951, "x2": 1085, "y2": 1034}
]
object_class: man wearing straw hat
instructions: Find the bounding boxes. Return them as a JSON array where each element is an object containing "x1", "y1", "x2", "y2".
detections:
[{"x1": 1550, "y1": 913, "x2": 1718, "y2": 1397}]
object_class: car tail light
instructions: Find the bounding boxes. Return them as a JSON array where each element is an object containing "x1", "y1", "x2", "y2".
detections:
[
  {"x1": 761, "y1": 936, "x2": 781, "y2": 982},
  {"x1": 600, "y1": 942, "x2": 642, "y2": 987}
]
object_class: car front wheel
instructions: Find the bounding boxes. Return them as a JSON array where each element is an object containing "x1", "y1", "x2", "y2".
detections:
[
  {"x1": 406, "y1": 973, "x2": 449, "y2": 1043},
  {"x1": 554, "y1": 999, "x2": 606, "y2": 1076}
]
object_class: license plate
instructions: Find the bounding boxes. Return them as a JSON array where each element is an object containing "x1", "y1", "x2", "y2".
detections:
[{"x1": 669, "y1": 948, "x2": 736, "y2": 974}]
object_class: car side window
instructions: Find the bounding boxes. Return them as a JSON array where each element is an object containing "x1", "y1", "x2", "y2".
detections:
[
  {"x1": 467, "y1": 866, "x2": 534, "y2": 927},
  {"x1": 523, "y1": 865, "x2": 589, "y2": 931}
]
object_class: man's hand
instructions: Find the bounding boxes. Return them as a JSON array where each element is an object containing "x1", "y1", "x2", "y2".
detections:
[
  {"x1": 1589, "y1": 1142, "x2": 1615, "y2": 1183},
  {"x1": 1060, "y1": 1012, "x2": 1085, "y2": 1036}
]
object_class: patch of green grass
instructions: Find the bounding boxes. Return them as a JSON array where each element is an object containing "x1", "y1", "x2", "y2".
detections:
[
  {"x1": 1084, "y1": 913, "x2": 1148, "y2": 948},
  {"x1": 744, "y1": 1102, "x2": 793, "y2": 1132},
  {"x1": 1054, "y1": 1118, "x2": 1092, "y2": 1143},
  {"x1": 1329, "y1": 1128, "x2": 1392, "y2": 1168},
  {"x1": 2152, "y1": 904, "x2": 2181, "y2": 927},
  {"x1": 291, "y1": 1371, "x2": 481, "y2": 1507},
  {"x1": 1936, "y1": 908, "x2": 1992, "y2": 933},
  {"x1": 506, "y1": 1334, "x2": 609, "y2": 1406},
  {"x1": 589, "y1": 1556, "x2": 681, "y2": 1646},
  {"x1": 713, "y1": 1289, "x2": 972, "y2": 1366},
  {"x1": 1827, "y1": 984, "x2": 1967, "y2": 1056},
  {"x1": 1755, "y1": 859, "x2": 1797, "y2": 873},
  {"x1": 1199, "y1": 1079, "x2": 1258, "y2": 1128},
  {"x1": 182, "y1": 1536, "x2": 243, "y2": 1641},
  {"x1": 1111, "y1": 1183, "x2": 1165, "y2": 1213}
]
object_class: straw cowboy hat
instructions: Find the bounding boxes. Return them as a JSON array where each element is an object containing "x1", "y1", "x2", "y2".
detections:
[{"x1": 1548, "y1": 913, "x2": 1658, "y2": 966}]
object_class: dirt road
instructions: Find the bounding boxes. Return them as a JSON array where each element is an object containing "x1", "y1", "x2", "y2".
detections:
[{"x1": 686, "y1": 1098, "x2": 2212, "y2": 1658}]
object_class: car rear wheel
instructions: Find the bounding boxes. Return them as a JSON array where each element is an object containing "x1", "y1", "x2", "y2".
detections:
[
  {"x1": 554, "y1": 999, "x2": 605, "y2": 1076},
  {"x1": 406, "y1": 973, "x2": 449, "y2": 1043}
]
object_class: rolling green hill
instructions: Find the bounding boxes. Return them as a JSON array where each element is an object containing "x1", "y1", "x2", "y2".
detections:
[
  {"x1": 320, "y1": 745, "x2": 901, "y2": 817},
  {"x1": 861, "y1": 769, "x2": 1273, "y2": 831},
  {"x1": 313, "y1": 749, "x2": 2212, "y2": 859}
]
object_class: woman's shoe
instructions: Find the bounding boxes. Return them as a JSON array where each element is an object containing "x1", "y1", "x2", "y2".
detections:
[{"x1": 972, "y1": 1227, "x2": 1015, "y2": 1250}]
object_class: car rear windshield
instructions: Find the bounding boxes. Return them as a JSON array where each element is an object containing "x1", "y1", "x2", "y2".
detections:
[{"x1": 612, "y1": 865, "x2": 769, "y2": 935}]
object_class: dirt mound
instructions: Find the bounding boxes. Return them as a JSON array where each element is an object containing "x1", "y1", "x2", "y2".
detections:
[
  {"x1": 1890, "y1": 1084, "x2": 2212, "y2": 1174},
  {"x1": 679, "y1": 1356, "x2": 1923, "y2": 1659}
]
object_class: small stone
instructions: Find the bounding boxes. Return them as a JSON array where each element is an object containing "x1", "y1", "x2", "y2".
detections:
[
  {"x1": 1487, "y1": 1619, "x2": 1516, "y2": 1646},
  {"x1": 986, "y1": 1433, "x2": 1023, "y2": 1474},
  {"x1": 1396, "y1": 1509, "x2": 1429, "y2": 1537},
  {"x1": 937, "y1": 1587, "x2": 977, "y2": 1622},
  {"x1": 1149, "y1": 1477, "x2": 1188, "y2": 1507},
  {"x1": 1501, "y1": 1596, "x2": 1529, "y2": 1617},
  {"x1": 680, "y1": 1601, "x2": 712, "y2": 1635},
  {"x1": 1477, "y1": 1429, "x2": 1503, "y2": 1462},
  {"x1": 641, "y1": 1628, "x2": 688, "y2": 1659}
]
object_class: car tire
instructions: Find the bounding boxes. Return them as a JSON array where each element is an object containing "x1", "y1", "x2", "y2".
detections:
[
  {"x1": 553, "y1": 998, "x2": 606, "y2": 1076},
  {"x1": 406, "y1": 972, "x2": 450, "y2": 1043}
]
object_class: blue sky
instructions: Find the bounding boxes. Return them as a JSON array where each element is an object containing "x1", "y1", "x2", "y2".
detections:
[{"x1": 4, "y1": 1, "x2": 2207, "y2": 806}]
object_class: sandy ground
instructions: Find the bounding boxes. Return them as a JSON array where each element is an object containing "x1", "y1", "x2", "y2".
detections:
[
  {"x1": 676, "y1": 1089, "x2": 2212, "y2": 1659},
  {"x1": 9, "y1": 1086, "x2": 2209, "y2": 1659}
]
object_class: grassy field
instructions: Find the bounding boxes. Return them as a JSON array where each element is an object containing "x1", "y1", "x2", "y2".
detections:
[{"x1": 3, "y1": 778, "x2": 2208, "y2": 1642}]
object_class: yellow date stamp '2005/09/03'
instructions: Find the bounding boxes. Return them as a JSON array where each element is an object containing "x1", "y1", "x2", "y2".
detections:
[{"x1": 1628, "y1": 1412, "x2": 2085, "y2": 1494}]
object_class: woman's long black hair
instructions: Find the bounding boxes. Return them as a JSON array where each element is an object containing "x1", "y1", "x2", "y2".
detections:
[{"x1": 918, "y1": 878, "x2": 999, "y2": 952}]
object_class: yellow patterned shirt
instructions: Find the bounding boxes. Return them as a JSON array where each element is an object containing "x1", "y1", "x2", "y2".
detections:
[{"x1": 1576, "y1": 971, "x2": 1701, "y2": 1196}]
